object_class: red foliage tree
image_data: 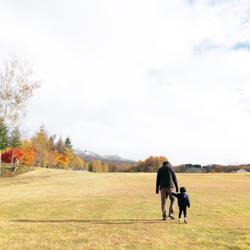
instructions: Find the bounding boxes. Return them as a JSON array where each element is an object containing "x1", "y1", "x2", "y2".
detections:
[{"x1": 1, "y1": 149, "x2": 24, "y2": 163}]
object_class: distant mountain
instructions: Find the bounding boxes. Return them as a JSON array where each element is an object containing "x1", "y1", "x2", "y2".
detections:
[{"x1": 74, "y1": 149, "x2": 136, "y2": 163}]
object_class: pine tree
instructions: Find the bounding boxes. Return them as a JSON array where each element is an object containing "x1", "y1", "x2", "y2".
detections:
[
  {"x1": 56, "y1": 137, "x2": 65, "y2": 154},
  {"x1": 65, "y1": 137, "x2": 73, "y2": 150},
  {"x1": 0, "y1": 119, "x2": 8, "y2": 150},
  {"x1": 88, "y1": 162, "x2": 93, "y2": 172},
  {"x1": 49, "y1": 134, "x2": 56, "y2": 151},
  {"x1": 9, "y1": 127, "x2": 21, "y2": 148},
  {"x1": 0, "y1": 118, "x2": 8, "y2": 176}
]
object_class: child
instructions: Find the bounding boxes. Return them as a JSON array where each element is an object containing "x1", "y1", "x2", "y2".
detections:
[{"x1": 172, "y1": 187, "x2": 190, "y2": 223}]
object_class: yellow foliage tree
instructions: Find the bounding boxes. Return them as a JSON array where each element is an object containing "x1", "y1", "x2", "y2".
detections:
[
  {"x1": 31, "y1": 126, "x2": 50, "y2": 167},
  {"x1": 56, "y1": 148, "x2": 73, "y2": 169},
  {"x1": 20, "y1": 139, "x2": 37, "y2": 166},
  {"x1": 70, "y1": 155, "x2": 86, "y2": 170}
]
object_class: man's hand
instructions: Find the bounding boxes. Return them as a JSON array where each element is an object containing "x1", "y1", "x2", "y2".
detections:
[
  {"x1": 176, "y1": 188, "x2": 179, "y2": 193},
  {"x1": 156, "y1": 190, "x2": 159, "y2": 194}
]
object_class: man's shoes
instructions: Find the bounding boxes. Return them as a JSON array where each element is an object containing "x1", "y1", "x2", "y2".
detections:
[
  {"x1": 162, "y1": 217, "x2": 166, "y2": 220},
  {"x1": 184, "y1": 218, "x2": 188, "y2": 224},
  {"x1": 168, "y1": 215, "x2": 175, "y2": 220}
]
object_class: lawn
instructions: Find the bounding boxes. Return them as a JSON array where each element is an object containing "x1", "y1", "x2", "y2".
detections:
[{"x1": 0, "y1": 168, "x2": 249, "y2": 250}]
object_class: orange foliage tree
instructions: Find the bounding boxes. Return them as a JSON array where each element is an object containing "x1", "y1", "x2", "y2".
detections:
[
  {"x1": 135, "y1": 156, "x2": 167, "y2": 172},
  {"x1": 20, "y1": 140, "x2": 37, "y2": 166}
]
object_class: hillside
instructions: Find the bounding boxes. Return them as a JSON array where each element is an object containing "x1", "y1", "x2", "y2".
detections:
[{"x1": 75, "y1": 149, "x2": 136, "y2": 163}]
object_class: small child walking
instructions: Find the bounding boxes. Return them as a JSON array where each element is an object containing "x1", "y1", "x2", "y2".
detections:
[{"x1": 172, "y1": 187, "x2": 190, "y2": 223}]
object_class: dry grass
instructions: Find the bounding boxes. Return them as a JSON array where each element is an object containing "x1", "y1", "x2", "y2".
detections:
[{"x1": 0, "y1": 168, "x2": 249, "y2": 249}]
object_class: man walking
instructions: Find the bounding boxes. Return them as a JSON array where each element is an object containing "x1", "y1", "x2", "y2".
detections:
[{"x1": 156, "y1": 160, "x2": 179, "y2": 220}]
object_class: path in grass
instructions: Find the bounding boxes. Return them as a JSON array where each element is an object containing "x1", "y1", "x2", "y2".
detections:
[{"x1": 0, "y1": 168, "x2": 249, "y2": 249}]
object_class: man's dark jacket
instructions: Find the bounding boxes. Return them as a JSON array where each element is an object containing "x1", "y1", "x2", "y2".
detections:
[{"x1": 156, "y1": 163, "x2": 179, "y2": 193}]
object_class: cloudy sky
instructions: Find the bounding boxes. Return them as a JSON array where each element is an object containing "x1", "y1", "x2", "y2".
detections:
[{"x1": 1, "y1": 0, "x2": 250, "y2": 164}]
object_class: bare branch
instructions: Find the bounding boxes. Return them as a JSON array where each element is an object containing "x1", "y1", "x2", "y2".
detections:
[{"x1": 0, "y1": 55, "x2": 41, "y2": 126}]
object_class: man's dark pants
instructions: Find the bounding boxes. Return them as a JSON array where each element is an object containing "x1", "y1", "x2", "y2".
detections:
[{"x1": 160, "y1": 187, "x2": 175, "y2": 219}]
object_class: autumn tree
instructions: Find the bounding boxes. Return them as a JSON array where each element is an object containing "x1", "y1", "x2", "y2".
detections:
[
  {"x1": 71, "y1": 155, "x2": 86, "y2": 170},
  {"x1": 89, "y1": 160, "x2": 102, "y2": 172},
  {"x1": 102, "y1": 162, "x2": 109, "y2": 172},
  {"x1": 0, "y1": 55, "x2": 40, "y2": 126},
  {"x1": 88, "y1": 160, "x2": 110, "y2": 172},
  {"x1": 46, "y1": 151, "x2": 57, "y2": 168},
  {"x1": 20, "y1": 139, "x2": 36, "y2": 166},
  {"x1": 32, "y1": 126, "x2": 49, "y2": 167},
  {"x1": 135, "y1": 156, "x2": 167, "y2": 172},
  {"x1": 56, "y1": 148, "x2": 73, "y2": 169}
]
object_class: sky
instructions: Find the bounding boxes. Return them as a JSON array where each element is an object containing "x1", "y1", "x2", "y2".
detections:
[{"x1": 1, "y1": 0, "x2": 250, "y2": 165}]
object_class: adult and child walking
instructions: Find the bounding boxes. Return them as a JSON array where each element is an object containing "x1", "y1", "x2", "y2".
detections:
[{"x1": 156, "y1": 160, "x2": 190, "y2": 223}]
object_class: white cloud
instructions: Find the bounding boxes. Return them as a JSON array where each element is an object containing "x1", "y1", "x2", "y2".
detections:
[{"x1": 1, "y1": 0, "x2": 250, "y2": 164}]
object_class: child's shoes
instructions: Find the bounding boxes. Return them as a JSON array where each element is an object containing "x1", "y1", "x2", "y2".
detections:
[{"x1": 184, "y1": 218, "x2": 188, "y2": 224}]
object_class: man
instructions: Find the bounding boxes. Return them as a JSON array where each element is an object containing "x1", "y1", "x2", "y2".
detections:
[{"x1": 156, "y1": 160, "x2": 179, "y2": 220}]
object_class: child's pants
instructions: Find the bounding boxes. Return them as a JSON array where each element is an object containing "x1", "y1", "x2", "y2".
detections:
[{"x1": 178, "y1": 206, "x2": 187, "y2": 218}]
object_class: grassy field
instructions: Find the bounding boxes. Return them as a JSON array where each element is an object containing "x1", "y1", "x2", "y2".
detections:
[{"x1": 0, "y1": 169, "x2": 249, "y2": 250}]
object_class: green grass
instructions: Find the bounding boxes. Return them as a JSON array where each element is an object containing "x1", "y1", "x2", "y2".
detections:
[
  {"x1": 1, "y1": 163, "x2": 35, "y2": 176},
  {"x1": 0, "y1": 169, "x2": 249, "y2": 249}
]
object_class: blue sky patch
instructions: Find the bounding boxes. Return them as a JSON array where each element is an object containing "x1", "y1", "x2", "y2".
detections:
[{"x1": 232, "y1": 42, "x2": 250, "y2": 51}]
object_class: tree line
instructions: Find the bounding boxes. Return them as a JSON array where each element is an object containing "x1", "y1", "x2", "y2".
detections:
[
  {"x1": 0, "y1": 122, "x2": 132, "y2": 171},
  {"x1": 128, "y1": 156, "x2": 167, "y2": 172}
]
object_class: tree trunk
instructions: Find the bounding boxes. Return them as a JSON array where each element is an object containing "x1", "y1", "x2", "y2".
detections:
[
  {"x1": 12, "y1": 162, "x2": 18, "y2": 173},
  {"x1": 11, "y1": 149, "x2": 18, "y2": 173},
  {"x1": 11, "y1": 148, "x2": 14, "y2": 166}
]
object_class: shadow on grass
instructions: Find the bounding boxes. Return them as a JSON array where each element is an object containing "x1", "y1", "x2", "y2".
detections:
[{"x1": 12, "y1": 219, "x2": 164, "y2": 225}]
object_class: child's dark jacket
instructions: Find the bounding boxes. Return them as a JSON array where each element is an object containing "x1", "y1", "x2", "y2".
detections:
[{"x1": 172, "y1": 192, "x2": 190, "y2": 208}]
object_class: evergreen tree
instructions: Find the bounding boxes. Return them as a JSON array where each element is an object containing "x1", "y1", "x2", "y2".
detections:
[
  {"x1": 9, "y1": 127, "x2": 21, "y2": 148},
  {"x1": 56, "y1": 137, "x2": 65, "y2": 154},
  {"x1": 49, "y1": 134, "x2": 56, "y2": 151},
  {"x1": 65, "y1": 137, "x2": 73, "y2": 150},
  {"x1": 0, "y1": 119, "x2": 8, "y2": 150},
  {"x1": 88, "y1": 162, "x2": 93, "y2": 172},
  {"x1": 0, "y1": 118, "x2": 8, "y2": 175}
]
